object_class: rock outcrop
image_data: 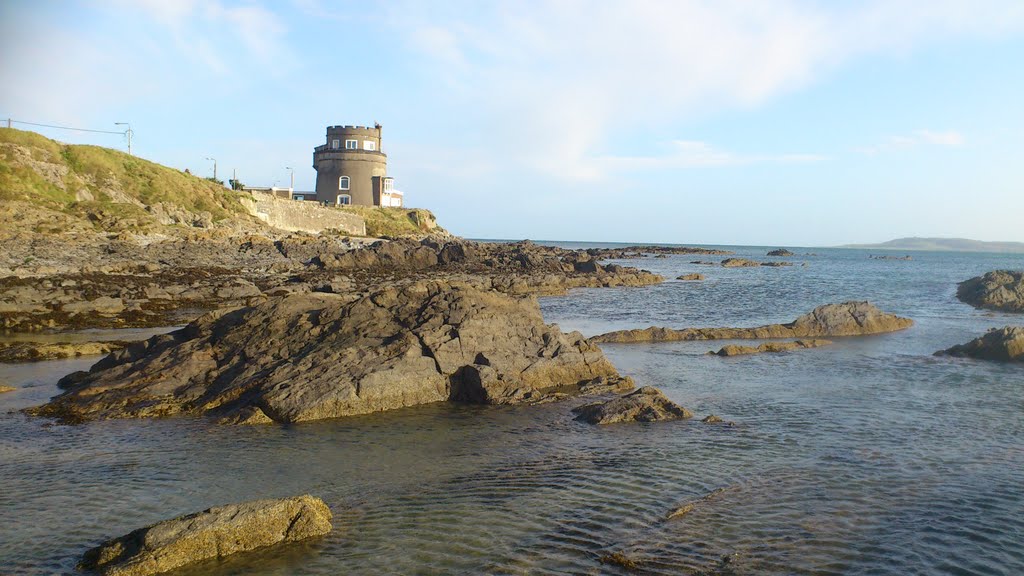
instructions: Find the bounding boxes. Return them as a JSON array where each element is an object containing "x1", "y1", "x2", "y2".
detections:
[
  {"x1": 0, "y1": 385, "x2": 14, "y2": 393},
  {"x1": 721, "y1": 258, "x2": 761, "y2": 268},
  {"x1": 0, "y1": 341, "x2": 127, "y2": 363},
  {"x1": 935, "y1": 327, "x2": 1024, "y2": 362},
  {"x1": 572, "y1": 387, "x2": 692, "y2": 424},
  {"x1": 767, "y1": 249, "x2": 795, "y2": 257},
  {"x1": 78, "y1": 495, "x2": 332, "y2": 576},
  {"x1": 592, "y1": 302, "x2": 913, "y2": 343},
  {"x1": 709, "y1": 339, "x2": 832, "y2": 356},
  {"x1": 957, "y1": 270, "x2": 1024, "y2": 313},
  {"x1": 33, "y1": 281, "x2": 632, "y2": 424},
  {"x1": 676, "y1": 273, "x2": 705, "y2": 281}
]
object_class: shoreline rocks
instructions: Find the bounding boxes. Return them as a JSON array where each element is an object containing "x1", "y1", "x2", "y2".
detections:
[
  {"x1": 709, "y1": 339, "x2": 832, "y2": 356},
  {"x1": 935, "y1": 327, "x2": 1024, "y2": 362},
  {"x1": 592, "y1": 302, "x2": 913, "y2": 344},
  {"x1": 79, "y1": 495, "x2": 332, "y2": 576},
  {"x1": 572, "y1": 386, "x2": 692, "y2": 424},
  {"x1": 956, "y1": 270, "x2": 1024, "y2": 313},
  {"x1": 32, "y1": 281, "x2": 633, "y2": 424},
  {"x1": 0, "y1": 341, "x2": 128, "y2": 363},
  {"x1": 767, "y1": 249, "x2": 795, "y2": 257}
]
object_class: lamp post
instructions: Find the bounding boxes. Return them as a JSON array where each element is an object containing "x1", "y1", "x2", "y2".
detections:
[
  {"x1": 114, "y1": 122, "x2": 132, "y2": 155},
  {"x1": 285, "y1": 166, "x2": 294, "y2": 191},
  {"x1": 205, "y1": 157, "x2": 217, "y2": 181}
]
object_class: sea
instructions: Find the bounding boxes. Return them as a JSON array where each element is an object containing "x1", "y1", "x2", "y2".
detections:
[{"x1": 1, "y1": 243, "x2": 1022, "y2": 575}]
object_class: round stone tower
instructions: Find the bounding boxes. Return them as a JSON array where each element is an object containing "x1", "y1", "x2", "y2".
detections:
[{"x1": 313, "y1": 124, "x2": 387, "y2": 206}]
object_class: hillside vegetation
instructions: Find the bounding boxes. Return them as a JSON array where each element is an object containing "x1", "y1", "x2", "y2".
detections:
[
  {"x1": 0, "y1": 128, "x2": 249, "y2": 233},
  {"x1": 1, "y1": 128, "x2": 445, "y2": 238},
  {"x1": 338, "y1": 205, "x2": 446, "y2": 237}
]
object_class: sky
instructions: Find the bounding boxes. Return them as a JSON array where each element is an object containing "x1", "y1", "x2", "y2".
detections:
[{"x1": 2, "y1": 0, "x2": 1023, "y2": 246}]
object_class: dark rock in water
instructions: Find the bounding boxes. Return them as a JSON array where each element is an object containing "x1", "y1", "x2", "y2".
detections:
[
  {"x1": 935, "y1": 326, "x2": 1024, "y2": 362},
  {"x1": 761, "y1": 261, "x2": 793, "y2": 267},
  {"x1": 956, "y1": 270, "x2": 1024, "y2": 313},
  {"x1": 676, "y1": 273, "x2": 705, "y2": 281},
  {"x1": 32, "y1": 281, "x2": 631, "y2": 424},
  {"x1": 78, "y1": 495, "x2": 332, "y2": 576},
  {"x1": 721, "y1": 258, "x2": 761, "y2": 268},
  {"x1": 573, "y1": 386, "x2": 692, "y2": 424},
  {"x1": 701, "y1": 414, "x2": 723, "y2": 423},
  {"x1": 599, "y1": 551, "x2": 641, "y2": 570},
  {"x1": 593, "y1": 302, "x2": 913, "y2": 343},
  {"x1": 767, "y1": 249, "x2": 795, "y2": 257}
]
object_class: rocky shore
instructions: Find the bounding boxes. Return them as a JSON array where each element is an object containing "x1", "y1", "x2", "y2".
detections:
[
  {"x1": 33, "y1": 280, "x2": 635, "y2": 424},
  {"x1": 956, "y1": 270, "x2": 1024, "y2": 313},
  {"x1": 0, "y1": 235, "x2": 663, "y2": 333},
  {"x1": 935, "y1": 327, "x2": 1024, "y2": 362},
  {"x1": 592, "y1": 302, "x2": 912, "y2": 343}
]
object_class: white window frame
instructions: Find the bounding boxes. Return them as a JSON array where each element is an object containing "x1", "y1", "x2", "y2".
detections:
[
  {"x1": 337, "y1": 194, "x2": 351, "y2": 205},
  {"x1": 363, "y1": 140, "x2": 376, "y2": 151},
  {"x1": 339, "y1": 175, "x2": 350, "y2": 190},
  {"x1": 331, "y1": 139, "x2": 340, "y2": 150},
  {"x1": 345, "y1": 139, "x2": 358, "y2": 150}
]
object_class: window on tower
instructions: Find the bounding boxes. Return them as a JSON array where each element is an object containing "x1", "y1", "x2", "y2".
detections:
[
  {"x1": 364, "y1": 141, "x2": 376, "y2": 151},
  {"x1": 345, "y1": 139, "x2": 358, "y2": 149},
  {"x1": 331, "y1": 139, "x2": 340, "y2": 149},
  {"x1": 339, "y1": 176, "x2": 350, "y2": 190}
]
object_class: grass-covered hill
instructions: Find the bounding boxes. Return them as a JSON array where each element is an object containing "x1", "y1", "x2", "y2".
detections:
[
  {"x1": 0, "y1": 127, "x2": 444, "y2": 237},
  {"x1": 0, "y1": 127, "x2": 250, "y2": 233}
]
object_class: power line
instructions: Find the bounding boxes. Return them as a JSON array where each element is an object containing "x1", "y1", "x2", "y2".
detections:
[{"x1": 5, "y1": 118, "x2": 125, "y2": 135}]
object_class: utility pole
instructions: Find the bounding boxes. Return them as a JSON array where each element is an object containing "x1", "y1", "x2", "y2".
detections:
[
  {"x1": 6, "y1": 118, "x2": 10, "y2": 129},
  {"x1": 115, "y1": 122, "x2": 132, "y2": 155},
  {"x1": 285, "y1": 166, "x2": 294, "y2": 191},
  {"x1": 205, "y1": 157, "x2": 217, "y2": 180}
]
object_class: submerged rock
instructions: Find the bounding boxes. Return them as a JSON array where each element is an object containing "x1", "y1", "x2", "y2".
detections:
[
  {"x1": 935, "y1": 326, "x2": 1024, "y2": 362},
  {"x1": 767, "y1": 249, "x2": 795, "y2": 257},
  {"x1": 79, "y1": 495, "x2": 332, "y2": 576},
  {"x1": 33, "y1": 281, "x2": 630, "y2": 424},
  {"x1": 701, "y1": 414, "x2": 723, "y2": 423},
  {"x1": 709, "y1": 339, "x2": 832, "y2": 356},
  {"x1": 573, "y1": 386, "x2": 692, "y2": 424},
  {"x1": 956, "y1": 270, "x2": 1024, "y2": 313},
  {"x1": 592, "y1": 302, "x2": 913, "y2": 344},
  {"x1": 676, "y1": 273, "x2": 705, "y2": 281}
]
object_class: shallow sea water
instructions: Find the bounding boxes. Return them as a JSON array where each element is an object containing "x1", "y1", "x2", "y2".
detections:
[{"x1": 1, "y1": 245, "x2": 1023, "y2": 575}]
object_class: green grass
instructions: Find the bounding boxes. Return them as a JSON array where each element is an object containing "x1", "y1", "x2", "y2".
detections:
[
  {"x1": 337, "y1": 205, "x2": 444, "y2": 237},
  {"x1": 0, "y1": 127, "x2": 250, "y2": 230}
]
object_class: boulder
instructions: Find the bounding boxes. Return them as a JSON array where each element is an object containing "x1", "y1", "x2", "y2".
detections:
[
  {"x1": 956, "y1": 270, "x2": 1024, "y2": 313},
  {"x1": 593, "y1": 302, "x2": 912, "y2": 343},
  {"x1": 33, "y1": 281, "x2": 630, "y2": 424},
  {"x1": 710, "y1": 339, "x2": 832, "y2": 356},
  {"x1": 676, "y1": 273, "x2": 705, "y2": 281},
  {"x1": 573, "y1": 386, "x2": 692, "y2": 424},
  {"x1": 78, "y1": 495, "x2": 331, "y2": 576},
  {"x1": 935, "y1": 326, "x2": 1024, "y2": 362}
]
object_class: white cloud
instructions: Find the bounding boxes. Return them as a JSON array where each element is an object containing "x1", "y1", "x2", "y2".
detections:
[
  {"x1": 598, "y1": 140, "x2": 826, "y2": 173},
  {"x1": 858, "y1": 129, "x2": 965, "y2": 155},
  {"x1": 386, "y1": 0, "x2": 1021, "y2": 181}
]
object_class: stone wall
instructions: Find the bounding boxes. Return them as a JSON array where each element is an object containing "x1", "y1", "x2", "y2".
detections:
[{"x1": 242, "y1": 191, "x2": 365, "y2": 235}]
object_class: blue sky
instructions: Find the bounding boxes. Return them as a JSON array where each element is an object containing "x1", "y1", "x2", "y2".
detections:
[{"x1": 2, "y1": 0, "x2": 1023, "y2": 245}]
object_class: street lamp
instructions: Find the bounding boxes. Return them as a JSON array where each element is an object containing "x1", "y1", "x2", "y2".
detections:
[
  {"x1": 115, "y1": 122, "x2": 132, "y2": 155},
  {"x1": 285, "y1": 166, "x2": 294, "y2": 191},
  {"x1": 204, "y1": 157, "x2": 217, "y2": 180}
]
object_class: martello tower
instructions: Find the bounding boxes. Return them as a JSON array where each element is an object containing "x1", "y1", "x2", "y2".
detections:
[{"x1": 313, "y1": 124, "x2": 395, "y2": 206}]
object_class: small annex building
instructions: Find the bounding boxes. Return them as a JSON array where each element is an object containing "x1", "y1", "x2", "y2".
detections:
[{"x1": 312, "y1": 124, "x2": 403, "y2": 207}]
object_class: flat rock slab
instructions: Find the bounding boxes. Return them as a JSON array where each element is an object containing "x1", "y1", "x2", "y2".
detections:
[
  {"x1": 79, "y1": 495, "x2": 332, "y2": 576},
  {"x1": 935, "y1": 326, "x2": 1024, "y2": 362},
  {"x1": 592, "y1": 302, "x2": 912, "y2": 344},
  {"x1": 710, "y1": 339, "x2": 832, "y2": 356},
  {"x1": 957, "y1": 270, "x2": 1024, "y2": 313},
  {"x1": 573, "y1": 386, "x2": 692, "y2": 424},
  {"x1": 33, "y1": 280, "x2": 629, "y2": 424}
]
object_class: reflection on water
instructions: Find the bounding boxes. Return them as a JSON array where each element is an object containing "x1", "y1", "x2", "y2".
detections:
[{"x1": 2, "y1": 246, "x2": 1024, "y2": 574}]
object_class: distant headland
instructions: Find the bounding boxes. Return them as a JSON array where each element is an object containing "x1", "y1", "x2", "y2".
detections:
[{"x1": 839, "y1": 237, "x2": 1024, "y2": 254}]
